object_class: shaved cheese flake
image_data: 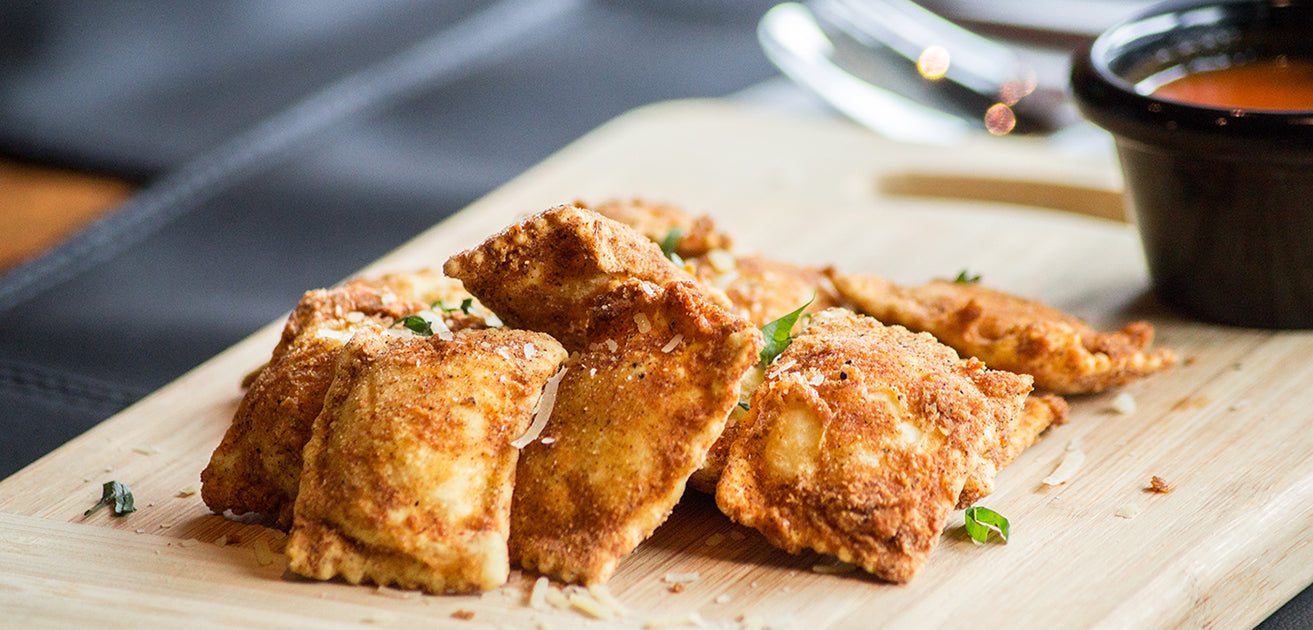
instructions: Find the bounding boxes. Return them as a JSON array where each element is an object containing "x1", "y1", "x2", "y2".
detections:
[
  {"x1": 1116, "y1": 503, "x2": 1142, "y2": 519},
  {"x1": 661, "y1": 334, "x2": 684, "y2": 353},
  {"x1": 1110, "y1": 392, "x2": 1136, "y2": 414},
  {"x1": 644, "y1": 612, "x2": 706, "y2": 629},
  {"x1": 543, "y1": 586, "x2": 571, "y2": 611},
  {"x1": 380, "y1": 292, "x2": 398, "y2": 305},
  {"x1": 605, "y1": 338, "x2": 619, "y2": 353},
  {"x1": 176, "y1": 484, "x2": 199, "y2": 497},
  {"x1": 1043, "y1": 449, "x2": 1086, "y2": 486},
  {"x1": 524, "y1": 343, "x2": 537, "y2": 359},
  {"x1": 529, "y1": 576, "x2": 551, "y2": 610},
  {"x1": 769, "y1": 358, "x2": 797, "y2": 375},
  {"x1": 316, "y1": 327, "x2": 355, "y2": 343},
  {"x1": 587, "y1": 584, "x2": 630, "y2": 617},
  {"x1": 706, "y1": 249, "x2": 736, "y2": 273},
  {"x1": 511, "y1": 366, "x2": 567, "y2": 448},
  {"x1": 634, "y1": 312, "x2": 652, "y2": 334},
  {"x1": 807, "y1": 373, "x2": 825, "y2": 386},
  {"x1": 661, "y1": 571, "x2": 700, "y2": 584},
  {"x1": 415, "y1": 309, "x2": 454, "y2": 341}
]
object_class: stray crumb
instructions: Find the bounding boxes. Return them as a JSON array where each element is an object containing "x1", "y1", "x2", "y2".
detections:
[
  {"x1": 1149, "y1": 476, "x2": 1175, "y2": 494},
  {"x1": 1171, "y1": 395, "x2": 1209, "y2": 411},
  {"x1": 1229, "y1": 399, "x2": 1251, "y2": 411},
  {"x1": 177, "y1": 485, "x2": 199, "y2": 497},
  {"x1": 158, "y1": 522, "x2": 174, "y2": 529},
  {"x1": 252, "y1": 539, "x2": 277, "y2": 566},
  {"x1": 704, "y1": 533, "x2": 725, "y2": 547},
  {"x1": 375, "y1": 585, "x2": 421, "y2": 600},
  {"x1": 214, "y1": 535, "x2": 229, "y2": 547},
  {"x1": 1116, "y1": 504, "x2": 1142, "y2": 519},
  {"x1": 729, "y1": 530, "x2": 746, "y2": 541},
  {"x1": 178, "y1": 538, "x2": 199, "y2": 548},
  {"x1": 132, "y1": 445, "x2": 160, "y2": 456},
  {"x1": 714, "y1": 593, "x2": 731, "y2": 604},
  {"x1": 1110, "y1": 392, "x2": 1136, "y2": 415},
  {"x1": 452, "y1": 609, "x2": 476, "y2": 621},
  {"x1": 668, "y1": 583, "x2": 685, "y2": 594},
  {"x1": 134, "y1": 528, "x2": 146, "y2": 534}
]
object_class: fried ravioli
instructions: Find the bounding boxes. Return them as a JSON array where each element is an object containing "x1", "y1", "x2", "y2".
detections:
[
  {"x1": 444, "y1": 204, "x2": 729, "y2": 351},
  {"x1": 688, "y1": 253, "x2": 842, "y2": 328},
  {"x1": 509, "y1": 279, "x2": 762, "y2": 585},
  {"x1": 829, "y1": 272, "x2": 1176, "y2": 395},
  {"x1": 201, "y1": 270, "x2": 485, "y2": 528},
  {"x1": 582, "y1": 197, "x2": 733, "y2": 259},
  {"x1": 715, "y1": 309, "x2": 1030, "y2": 583},
  {"x1": 285, "y1": 327, "x2": 567, "y2": 593}
]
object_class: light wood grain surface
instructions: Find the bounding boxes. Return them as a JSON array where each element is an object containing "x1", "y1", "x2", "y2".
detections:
[{"x1": 3, "y1": 100, "x2": 1311, "y2": 629}]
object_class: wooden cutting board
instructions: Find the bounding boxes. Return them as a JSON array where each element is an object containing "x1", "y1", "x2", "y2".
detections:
[{"x1": 4, "y1": 100, "x2": 1312, "y2": 629}]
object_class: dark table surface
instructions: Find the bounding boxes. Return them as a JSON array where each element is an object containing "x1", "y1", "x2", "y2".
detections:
[{"x1": 0, "y1": 2, "x2": 1307, "y2": 627}]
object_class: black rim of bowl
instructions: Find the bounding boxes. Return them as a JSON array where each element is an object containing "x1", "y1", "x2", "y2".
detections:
[{"x1": 1072, "y1": 0, "x2": 1313, "y2": 157}]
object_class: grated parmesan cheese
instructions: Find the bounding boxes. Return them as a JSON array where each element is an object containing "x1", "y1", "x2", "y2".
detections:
[
  {"x1": 605, "y1": 339, "x2": 618, "y2": 353},
  {"x1": 511, "y1": 366, "x2": 568, "y2": 448},
  {"x1": 661, "y1": 571, "x2": 700, "y2": 585},
  {"x1": 1110, "y1": 392, "x2": 1136, "y2": 414},
  {"x1": 1042, "y1": 449, "x2": 1086, "y2": 486},
  {"x1": 661, "y1": 334, "x2": 684, "y2": 353},
  {"x1": 635, "y1": 312, "x2": 652, "y2": 334},
  {"x1": 524, "y1": 343, "x2": 537, "y2": 359},
  {"x1": 1116, "y1": 503, "x2": 1142, "y2": 519},
  {"x1": 316, "y1": 327, "x2": 355, "y2": 343},
  {"x1": 644, "y1": 612, "x2": 706, "y2": 629},
  {"x1": 529, "y1": 576, "x2": 551, "y2": 610}
]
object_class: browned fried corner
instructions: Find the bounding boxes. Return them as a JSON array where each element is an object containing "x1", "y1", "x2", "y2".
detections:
[
  {"x1": 443, "y1": 204, "x2": 719, "y2": 351},
  {"x1": 580, "y1": 197, "x2": 735, "y2": 258}
]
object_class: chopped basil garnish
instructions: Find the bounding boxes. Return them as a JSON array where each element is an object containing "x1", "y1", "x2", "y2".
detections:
[
  {"x1": 759, "y1": 297, "x2": 814, "y2": 367},
  {"x1": 964, "y1": 506, "x2": 1009, "y2": 544},
  {"x1": 954, "y1": 270, "x2": 981, "y2": 284},
  {"x1": 393, "y1": 315, "x2": 434, "y2": 336},
  {"x1": 85, "y1": 480, "x2": 136, "y2": 517},
  {"x1": 737, "y1": 401, "x2": 751, "y2": 412},
  {"x1": 659, "y1": 228, "x2": 685, "y2": 266},
  {"x1": 435, "y1": 298, "x2": 474, "y2": 315}
]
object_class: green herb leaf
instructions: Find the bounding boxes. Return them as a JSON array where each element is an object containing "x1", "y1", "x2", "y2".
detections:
[
  {"x1": 393, "y1": 315, "x2": 434, "y2": 336},
  {"x1": 737, "y1": 401, "x2": 751, "y2": 412},
  {"x1": 964, "y1": 505, "x2": 1009, "y2": 544},
  {"x1": 659, "y1": 228, "x2": 685, "y2": 267},
  {"x1": 954, "y1": 270, "x2": 981, "y2": 284},
  {"x1": 85, "y1": 480, "x2": 137, "y2": 517},
  {"x1": 435, "y1": 298, "x2": 474, "y2": 315},
  {"x1": 759, "y1": 297, "x2": 814, "y2": 367}
]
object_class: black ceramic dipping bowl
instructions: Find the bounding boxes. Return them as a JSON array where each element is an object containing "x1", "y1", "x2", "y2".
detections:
[{"x1": 1071, "y1": 0, "x2": 1313, "y2": 328}]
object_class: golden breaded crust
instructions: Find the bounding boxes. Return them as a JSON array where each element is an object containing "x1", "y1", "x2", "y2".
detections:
[
  {"x1": 958, "y1": 393, "x2": 1068, "y2": 508},
  {"x1": 829, "y1": 273, "x2": 1177, "y2": 395},
  {"x1": 443, "y1": 204, "x2": 728, "y2": 351},
  {"x1": 201, "y1": 270, "x2": 484, "y2": 529},
  {"x1": 715, "y1": 309, "x2": 1029, "y2": 583},
  {"x1": 581, "y1": 197, "x2": 733, "y2": 259},
  {"x1": 689, "y1": 253, "x2": 842, "y2": 328},
  {"x1": 285, "y1": 327, "x2": 567, "y2": 593},
  {"x1": 509, "y1": 279, "x2": 762, "y2": 585}
]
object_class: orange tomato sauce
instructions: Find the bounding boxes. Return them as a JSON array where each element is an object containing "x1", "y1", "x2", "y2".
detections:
[{"x1": 1151, "y1": 57, "x2": 1313, "y2": 111}]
